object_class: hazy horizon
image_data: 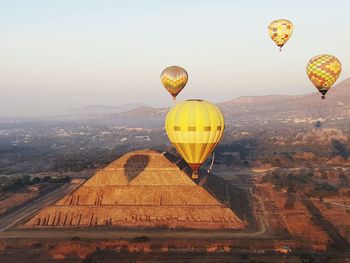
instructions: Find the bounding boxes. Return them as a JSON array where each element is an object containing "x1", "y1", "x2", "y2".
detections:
[{"x1": 1, "y1": 0, "x2": 350, "y2": 117}]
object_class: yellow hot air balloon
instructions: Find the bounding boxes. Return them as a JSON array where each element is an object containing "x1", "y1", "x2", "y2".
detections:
[
  {"x1": 268, "y1": 19, "x2": 293, "y2": 51},
  {"x1": 165, "y1": 99, "x2": 225, "y2": 179},
  {"x1": 161, "y1": 66, "x2": 188, "y2": 100},
  {"x1": 306, "y1": 54, "x2": 342, "y2": 99}
]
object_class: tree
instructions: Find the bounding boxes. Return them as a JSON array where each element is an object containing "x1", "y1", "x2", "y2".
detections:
[
  {"x1": 331, "y1": 139, "x2": 349, "y2": 159},
  {"x1": 314, "y1": 121, "x2": 322, "y2": 129},
  {"x1": 31, "y1": 177, "x2": 41, "y2": 184}
]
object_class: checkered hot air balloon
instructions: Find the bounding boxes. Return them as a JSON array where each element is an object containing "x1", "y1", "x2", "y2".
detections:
[
  {"x1": 306, "y1": 54, "x2": 342, "y2": 99},
  {"x1": 161, "y1": 66, "x2": 188, "y2": 100},
  {"x1": 165, "y1": 99, "x2": 225, "y2": 179},
  {"x1": 268, "y1": 19, "x2": 293, "y2": 51}
]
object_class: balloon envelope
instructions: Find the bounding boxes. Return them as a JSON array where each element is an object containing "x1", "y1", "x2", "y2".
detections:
[
  {"x1": 161, "y1": 66, "x2": 188, "y2": 100},
  {"x1": 306, "y1": 54, "x2": 342, "y2": 98},
  {"x1": 268, "y1": 19, "x2": 293, "y2": 51},
  {"x1": 165, "y1": 99, "x2": 225, "y2": 178}
]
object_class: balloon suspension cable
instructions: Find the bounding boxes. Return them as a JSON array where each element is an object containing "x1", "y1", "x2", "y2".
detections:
[{"x1": 207, "y1": 152, "x2": 215, "y2": 174}]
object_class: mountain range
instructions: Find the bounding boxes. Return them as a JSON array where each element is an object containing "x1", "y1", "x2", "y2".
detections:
[
  {"x1": 67, "y1": 78, "x2": 350, "y2": 124},
  {"x1": 219, "y1": 78, "x2": 350, "y2": 122},
  {"x1": 118, "y1": 78, "x2": 350, "y2": 122},
  {"x1": 68, "y1": 103, "x2": 147, "y2": 115}
]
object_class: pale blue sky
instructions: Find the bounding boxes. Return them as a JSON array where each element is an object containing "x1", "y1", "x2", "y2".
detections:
[{"x1": 0, "y1": 0, "x2": 349, "y2": 116}]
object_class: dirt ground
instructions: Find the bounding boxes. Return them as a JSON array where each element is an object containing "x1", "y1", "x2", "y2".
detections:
[
  {"x1": 0, "y1": 239, "x2": 349, "y2": 263},
  {"x1": 258, "y1": 184, "x2": 330, "y2": 250},
  {"x1": 0, "y1": 191, "x2": 37, "y2": 215},
  {"x1": 313, "y1": 197, "x2": 350, "y2": 243}
]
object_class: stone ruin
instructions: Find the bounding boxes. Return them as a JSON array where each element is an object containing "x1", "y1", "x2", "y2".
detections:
[{"x1": 25, "y1": 149, "x2": 246, "y2": 230}]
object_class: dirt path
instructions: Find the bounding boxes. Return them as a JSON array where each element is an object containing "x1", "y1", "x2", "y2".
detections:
[
  {"x1": 301, "y1": 195, "x2": 350, "y2": 250},
  {"x1": 0, "y1": 181, "x2": 83, "y2": 232}
]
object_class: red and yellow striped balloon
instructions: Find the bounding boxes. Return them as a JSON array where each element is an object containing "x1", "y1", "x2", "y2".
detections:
[{"x1": 306, "y1": 54, "x2": 342, "y2": 99}]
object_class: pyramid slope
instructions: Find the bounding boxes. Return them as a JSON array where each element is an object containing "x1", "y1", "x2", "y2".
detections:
[
  {"x1": 25, "y1": 150, "x2": 246, "y2": 229},
  {"x1": 84, "y1": 149, "x2": 195, "y2": 186}
]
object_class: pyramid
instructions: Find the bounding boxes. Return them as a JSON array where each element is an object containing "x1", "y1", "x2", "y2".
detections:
[{"x1": 25, "y1": 150, "x2": 246, "y2": 229}]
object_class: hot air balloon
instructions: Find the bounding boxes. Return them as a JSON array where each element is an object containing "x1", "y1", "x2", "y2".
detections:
[
  {"x1": 165, "y1": 99, "x2": 224, "y2": 179},
  {"x1": 268, "y1": 19, "x2": 293, "y2": 51},
  {"x1": 161, "y1": 66, "x2": 188, "y2": 100},
  {"x1": 306, "y1": 54, "x2": 342, "y2": 99}
]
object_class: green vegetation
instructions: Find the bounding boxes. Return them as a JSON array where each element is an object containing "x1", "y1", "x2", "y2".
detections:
[
  {"x1": 0, "y1": 175, "x2": 32, "y2": 193},
  {"x1": 284, "y1": 193, "x2": 296, "y2": 209},
  {"x1": 132, "y1": 236, "x2": 151, "y2": 243},
  {"x1": 0, "y1": 175, "x2": 70, "y2": 194},
  {"x1": 262, "y1": 169, "x2": 313, "y2": 192},
  {"x1": 314, "y1": 121, "x2": 322, "y2": 129},
  {"x1": 331, "y1": 139, "x2": 350, "y2": 159},
  {"x1": 308, "y1": 183, "x2": 338, "y2": 198},
  {"x1": 83, "y1": 248, "x2": 136, "y2": 263}
]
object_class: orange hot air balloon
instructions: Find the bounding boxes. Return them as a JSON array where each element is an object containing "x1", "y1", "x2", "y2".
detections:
[
  {"x1": 306, "y1": 54, "x2": 342, "y2": 99},
  {"x1": 160, "y1": 66, "x2": 188, "y2": 100}
]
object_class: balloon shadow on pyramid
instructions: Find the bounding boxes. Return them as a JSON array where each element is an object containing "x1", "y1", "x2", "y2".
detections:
[{"x1": 123, "y1": 154, "x2": 150, "y2": 184}]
